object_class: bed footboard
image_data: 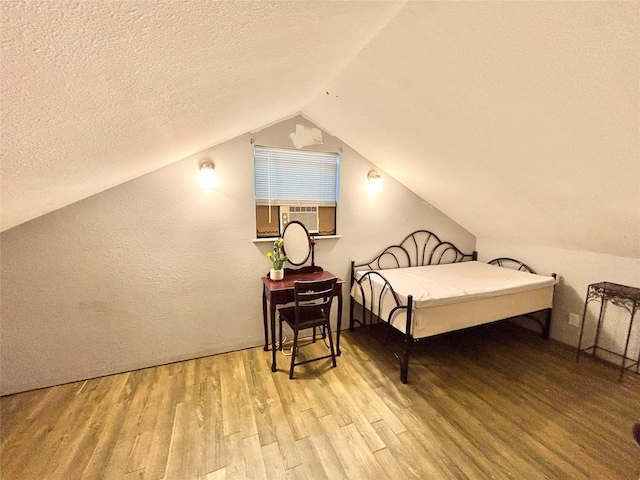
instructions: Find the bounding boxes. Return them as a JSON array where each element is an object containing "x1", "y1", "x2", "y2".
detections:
[
  {"x1": 349, "y1": 262, "x2": 415, "y2": 383},
  {"x1": 349, "y1": 230, "x2": 476, "y2": 384},
  {"x1": 488, "y1": 258, "x2": 557, "y2": 339}
]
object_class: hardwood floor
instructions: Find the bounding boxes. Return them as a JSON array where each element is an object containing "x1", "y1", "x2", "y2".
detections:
[{"x1": 2, "y1": 322, "x2": 640, "y2": 479}]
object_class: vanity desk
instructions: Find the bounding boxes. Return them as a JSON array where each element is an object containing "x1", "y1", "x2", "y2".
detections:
[
  {"x1": 262, "y1": 267, "x2": 344, "y2": 371},
  {"x1": 260, "y1": 220, "x2": 343, "y2": 372}
]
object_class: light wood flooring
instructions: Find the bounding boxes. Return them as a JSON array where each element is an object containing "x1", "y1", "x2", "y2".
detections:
[{"x1": 2, "y1": 322, "x2": 640, "y2": 480}]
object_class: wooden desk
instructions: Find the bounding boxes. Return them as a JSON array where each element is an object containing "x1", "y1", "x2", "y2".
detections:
[{"x1": 262, "y1": 268, "x2": 344, "y2": 372}]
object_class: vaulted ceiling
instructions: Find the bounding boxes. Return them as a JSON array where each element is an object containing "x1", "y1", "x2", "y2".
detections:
[{"x1": 2, "y1": 1, "x2": 638, "y2": 258}]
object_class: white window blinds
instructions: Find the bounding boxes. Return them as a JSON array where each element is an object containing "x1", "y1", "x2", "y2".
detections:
[{"x1": 254, "y1": 146, "x2": 339, "y2": 206}]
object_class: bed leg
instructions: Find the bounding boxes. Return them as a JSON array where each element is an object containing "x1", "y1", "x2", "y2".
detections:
[
  {"x1": 401, "y1": 296, "x2": 414, "y2": 384},
  {"x1": 543, "y1": 308, "x2": 552, "y2": 339},
  {"x1": 349, "y1": 296, "x2": 355, "y2": 331},
  {"x1": 401, "y1": 339, "x2": 413, "y2": 384},
  {"x1": 349, "y1": 261, "x2": 355, "y2": 331}
]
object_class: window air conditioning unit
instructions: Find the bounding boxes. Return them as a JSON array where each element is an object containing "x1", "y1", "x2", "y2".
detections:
[{"x1": 280, "y1": 206, "x2": 319, "y2": 234}]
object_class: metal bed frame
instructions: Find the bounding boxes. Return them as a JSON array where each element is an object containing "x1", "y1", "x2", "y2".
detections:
[{"x1": 349, "y1": 230, "x2": 554, "y2": 383}]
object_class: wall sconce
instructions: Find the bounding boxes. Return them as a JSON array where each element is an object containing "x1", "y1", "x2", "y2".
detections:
[
  {"x1": 367, "y1": 170, "x2": 383, "y2": 192},
  {"x1": 198, "y1": 159, "x2": 217, "y2": 188}
]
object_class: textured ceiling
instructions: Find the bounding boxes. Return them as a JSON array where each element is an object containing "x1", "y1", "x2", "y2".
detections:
[
  {"x1": 2, "y1": 1, "x2": 638, "y2": 258},
  {"x1": 0, "y1": 0, "x2": 402, "y2": 231}
]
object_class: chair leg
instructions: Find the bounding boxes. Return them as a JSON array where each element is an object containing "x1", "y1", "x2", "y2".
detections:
[
  {"x1": 278, "y1": 318, "x2": 283, "y2": 351},
  {"x1": 290, "y1": 328, "x2": 299, "y2": 379},
  {"x1": 325, "y1": 322, "x2": 337, "y2": 367}
]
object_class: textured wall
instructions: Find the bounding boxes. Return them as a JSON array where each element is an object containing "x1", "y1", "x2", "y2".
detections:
[{"x1": 0, "y1": 116, "x2": 474, "y2": 395}]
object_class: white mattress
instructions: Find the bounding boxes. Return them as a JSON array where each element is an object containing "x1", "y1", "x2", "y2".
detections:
[
  {"x1": 351, "y1": 261, "x2": 556, "y2": 338},
  {"x1": 354, "y1": 261, "x2": 556, "y2": 308}
]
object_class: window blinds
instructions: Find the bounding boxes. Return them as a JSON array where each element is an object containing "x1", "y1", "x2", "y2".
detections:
[{"x1": 254, "y1": 146, "x2": 339, "y2": 207}]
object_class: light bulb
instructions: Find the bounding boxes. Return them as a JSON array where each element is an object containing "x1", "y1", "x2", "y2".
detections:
[
  {"x1": 367, "y1": 171, "x2": 383, "y2": 192},
  {"x1": 198, "y1": 162, "x2": 217, "y2": 188}
]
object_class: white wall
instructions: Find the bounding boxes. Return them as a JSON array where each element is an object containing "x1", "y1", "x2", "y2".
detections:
[
  {"x1": 477, "y1": 238, "x2": 640, "y2": 366},
  {"x1": 0, "y1": 115, "x2": 474, "y2": 395}
]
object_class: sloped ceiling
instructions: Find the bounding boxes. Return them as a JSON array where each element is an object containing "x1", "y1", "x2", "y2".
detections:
[
  {"x1": 0, "y1": 0, "x2": 403, "y2": 231},
  {"x1": 2, "y1": 1, "x2": 638, "y2": 258},
  {"x1": 304, "y1": 1, "x2": 639, "y2": 258}
]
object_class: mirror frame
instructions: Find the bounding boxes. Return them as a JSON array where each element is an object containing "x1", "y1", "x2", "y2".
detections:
[{"x1": 282, "y1": 221, "x2": 315, "y2": 267}]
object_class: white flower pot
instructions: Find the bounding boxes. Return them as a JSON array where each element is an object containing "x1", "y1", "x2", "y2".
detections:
[{"x1": 270, "y1": 268, "x2": 284, "y2": 281}]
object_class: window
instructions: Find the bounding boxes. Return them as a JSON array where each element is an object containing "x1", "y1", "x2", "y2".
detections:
[{"x1": 254, "y1": 146, "x2": 339, "y2": 237}]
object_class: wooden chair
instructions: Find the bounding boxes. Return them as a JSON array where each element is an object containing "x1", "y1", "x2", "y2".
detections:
[{"x1": 278, "y1": 277, "x2": 338, "y2": 379}]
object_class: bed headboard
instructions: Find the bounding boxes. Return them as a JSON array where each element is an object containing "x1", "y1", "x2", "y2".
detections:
[{"x1": 353, "y1": 230, "x2": 477, "y2": 271}]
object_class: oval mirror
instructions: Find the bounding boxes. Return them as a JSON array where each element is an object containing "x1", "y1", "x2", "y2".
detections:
[{"x1": 282, "y1": 221, "x2": 312, "y2": 266}]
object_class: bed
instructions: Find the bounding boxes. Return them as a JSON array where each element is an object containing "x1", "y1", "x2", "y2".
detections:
[{"x1": 349, "y1": 230, "x2": 557, "y2": 383}]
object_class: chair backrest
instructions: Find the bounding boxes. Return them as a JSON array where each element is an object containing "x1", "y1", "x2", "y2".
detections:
[{"x1": 293, "y1": 277, "x2": 338, "y2": 324}]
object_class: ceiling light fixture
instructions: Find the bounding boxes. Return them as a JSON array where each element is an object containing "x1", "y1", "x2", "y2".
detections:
[
  {"x1": 198, "y1": 159, "x2": 217, "y2": 188},
  {"x1": 367, "y1": 170, "x2": 383, "y2": 192}
]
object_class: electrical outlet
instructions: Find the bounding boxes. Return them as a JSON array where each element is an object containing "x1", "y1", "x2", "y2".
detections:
[{"x1": 568, "y1": 313, "x2": 581, "y2": 327}]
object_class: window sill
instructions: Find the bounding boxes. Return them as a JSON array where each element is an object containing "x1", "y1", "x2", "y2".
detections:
[{"x1": 253, "y1": 235, "x2": 342, "y2": 243}]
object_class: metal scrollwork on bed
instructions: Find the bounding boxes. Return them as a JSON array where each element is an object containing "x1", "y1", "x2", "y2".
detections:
[
  {"x1": 354, "y1": 230, "x2": 477, "y2": 271},
  {"x1": 349, "y1": 230, "x2": 555, "y2": 384},
  {"x1": 350, "y1": 270, "x2": 416, "y2": 383},
  {"x1": 486, "y1": 257, "x2": 556, "y2": 338},
  {"x1": 488, "y1": 257, "x2": 536, "y2": 274},
  {"x1": 349, "y1": 230, "x2": 477, "y2": 383}
]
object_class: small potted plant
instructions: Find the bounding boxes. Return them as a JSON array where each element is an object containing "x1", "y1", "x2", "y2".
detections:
[{"x1": 267, "y1": 238, "x2": 287, "y2": 280}]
